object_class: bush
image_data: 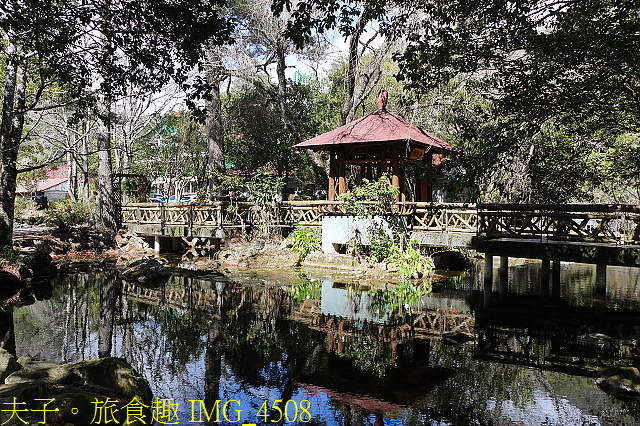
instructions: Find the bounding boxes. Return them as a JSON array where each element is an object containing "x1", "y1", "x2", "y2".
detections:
[
  {"x1": 45, "y1": 199, "x2": 91, "y2": 232},
  {"x1": 287, "y1": 228, "x2": 321, "y2": 260},
  {"x1": 14, "y1": 197, "x2": 47, "y2": 225}
]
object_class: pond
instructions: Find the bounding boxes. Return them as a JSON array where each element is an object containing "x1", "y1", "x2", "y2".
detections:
[{"x1": 10, "y1": 260, "x2": 640, "y2": 425}]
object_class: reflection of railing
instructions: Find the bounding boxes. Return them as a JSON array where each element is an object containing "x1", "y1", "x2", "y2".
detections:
[
  {"x1": 478, "y1": 204, "x2": 640, "y2": 244},
  {"x1": 122, "y1": 201, "x2": 478, "y2": 233}
]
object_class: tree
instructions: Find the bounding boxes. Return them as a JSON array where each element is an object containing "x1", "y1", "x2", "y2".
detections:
[
  {"x1": 274, "y1": 0, "x2": 640, "y2": 202},
  {"x1": 135, "y1": 111, "x2": 209, "y2": 197},
  {"x1": 0, "y1": 0, "x2": 233, "y2": 245}
]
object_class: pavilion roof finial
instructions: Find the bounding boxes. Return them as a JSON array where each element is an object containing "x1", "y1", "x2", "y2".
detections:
[{"x1": 378, "y1": 90, "x2": 388, "y2": 109}]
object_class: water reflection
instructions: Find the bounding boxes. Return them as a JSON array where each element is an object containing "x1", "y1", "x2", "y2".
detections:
[{"x1": 10, "y1": 261, "x2": 640, "y2": 425}]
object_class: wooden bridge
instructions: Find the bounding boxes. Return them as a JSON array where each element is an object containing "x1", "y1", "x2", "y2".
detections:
[
  {"x1": 121, "y1": 201, "x2": 640, "y2": 266},
  {"x1": 121, "y1": 201, "x2": 479, "y2": 232}
]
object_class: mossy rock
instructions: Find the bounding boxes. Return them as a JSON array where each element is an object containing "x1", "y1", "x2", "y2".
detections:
[
  {"x1": 596, "y1": 367, "x2": 640, "y2": 399},
  {"x1": 5, "y1": 361, "x2": 72, "y2": 385},
  {"x1": 119, "y1": 259, "x2": 170, "y2": 286},
  {"x1": 70, "y1": 357, "x2": 152, "y2": 405}
]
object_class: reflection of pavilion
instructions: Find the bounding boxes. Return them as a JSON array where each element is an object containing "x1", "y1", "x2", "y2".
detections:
[{"x1": 296, "y1": 339, "x2": 452, "y2": 414}]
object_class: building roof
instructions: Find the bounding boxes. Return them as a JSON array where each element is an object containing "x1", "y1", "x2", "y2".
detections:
[
  {"x1": 294, "y1": 108, "x2": 455, "y2": 153},
  {"x1": 16, "y1": 177, "x2": 68, "y2": 194}
]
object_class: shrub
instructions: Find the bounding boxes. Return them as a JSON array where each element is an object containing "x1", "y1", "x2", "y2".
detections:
[
  {"x1": 287, "y1": 228, "x2": 321, "y2": 260},
  {"x1": 14, "y1": 197, "x2": 47, "y2": 225},
  {"x1": 45, "y1": 199, "x2": 91, "y2": 232}
]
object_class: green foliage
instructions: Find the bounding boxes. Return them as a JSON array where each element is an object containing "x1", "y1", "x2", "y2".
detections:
[
  {"x1": 388, "y1": 239, "x2": 434, "y2": 281},
  {"x1": 14, "y1": 197, "x2": 46, "y2": 225},
  {"x1": 369, "y1": 280, "x2": 430, "y2": 318},
  {"x1": 338, "y1": 174, "x2": 398, "y2": 218},
  {"x1": 246, "y1": 167, "x2": 285, "y2": 236},
  {"x1": 210, "y1": 171, "x2": 245, "y2": 198},
  {"x1": 44, "y1": 200, "x2": 90, "y2": 232},
  {"x1": 0, "y1": 245, "x2": 19, "y2": 268},
  {"x1": 290, "y1": 274, "x2": 321, "y2": 304},
  {"x1": 367, "y1": 228, "x2": 395, "y2": 264},
  {"x1": 287, "y1": 228, "x2": 321, "y2": 260},
  {"x1": 223, "y1": 82, "x2": 332, "y2": 199},
  {"x1": 134, "y1": 111, "x2": 209, "y2": 190}
]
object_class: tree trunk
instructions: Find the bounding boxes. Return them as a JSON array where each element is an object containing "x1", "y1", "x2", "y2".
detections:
[
  {"x1": 340, "y1": 15, "x2": 367, "y2": 126},
  {"x1": 0, "y1": 45, "x2": 19, "y2": 248},
  {"x1": 206, "y1": 63, "x2": 224, "y2": 174},
  {"x1": 97, "y1": 96, "x2": 117, "y2": 237},
  {"x1": 79, "y1": 121, "x2": 90, "y2": 202},
  {"x1": 98, "y1": 274, "x2": 119, "y2": 358}
]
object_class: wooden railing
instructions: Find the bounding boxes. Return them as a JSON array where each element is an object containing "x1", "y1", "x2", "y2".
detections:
[
  {"x1": 122, "y1": 201, "x2": 640, "y2": 245},
  {"x1": 122, "y1": 201, "x2": 478, "y2": 233},
  {"x1": 478, "y1": 204, "x2": 640, "y2": 244}
]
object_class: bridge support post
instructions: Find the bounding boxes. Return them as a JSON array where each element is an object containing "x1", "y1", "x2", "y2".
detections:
[
  {"x1": 484, "y1": 254, "x2": 493, "y2": 308},
  {"x1": 154, "y1": 236, "x2": 161, "y2": 252},
  {"x1": 541, "y1": 259, "x2": 550, "y2": 299},
  {"x1": 595, "y1": 264, "x2": 607, "y2": 292},
  {"x1": 172, "y1": 237, "x2": 180, "y2": 252},
  {"x1": 499, "y1": 256, "x2": 508, "y2": 300},
  {"x1": 552, "y1": 260, "x2": 561, "y2": 298}
]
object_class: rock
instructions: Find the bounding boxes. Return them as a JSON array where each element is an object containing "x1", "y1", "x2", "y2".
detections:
[
  {"x1": 120, "y1": 259, "x2": 171, "y2": 286},
  {"x1": 70, "y1": 357, "x2": 152, "y2": 405},
  {"x1": 14, "y1": 246, "x2": 56, "y2": 281},
  {"x1": 0, "y1": 349, "x2": 20, "y2": 383},
  {"x1": 596, "y1": 367, "x2": 640, "y2": 399},
  {"x1": 115, "y1": 230, "x2": 149, "y2": 251},
  {"x1": 16, "y1": 356, "x2": 31, "y2": 366},
  {"x1": 432, "y1": 250, "x2": 469, "y2": 271},
  {"x1": 5, "y1": 361, "x2": 72, "y2": 385},
  {"x1": 441, "y1": 332, "x2": 474, "y2": 346},
  {"x1": 236, "y1": 239, "x2": 266, "y2": 259},
  {"x1": 0, "y1": 357, "x2": 152, "y2": 425}
]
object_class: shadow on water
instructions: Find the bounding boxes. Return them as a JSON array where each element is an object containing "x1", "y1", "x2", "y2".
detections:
[{"x1": 8, "y1": 261, "x2": 640, "y2": 425}]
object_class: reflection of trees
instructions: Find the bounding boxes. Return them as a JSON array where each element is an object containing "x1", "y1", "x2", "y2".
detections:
[
  {"x1": 340, "y1": 334, "x2": 396, "y2": 377},
  {"x1": 98, "y1": 270, "x2": 121, "y2": 358}
]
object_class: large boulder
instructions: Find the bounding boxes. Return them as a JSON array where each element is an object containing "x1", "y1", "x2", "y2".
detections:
[
  {"x1": 115, "y1": 230, "x2": 150, "y2": 252},
  {"x1": 0, "y1": 357, "x2": 152, "y2": 425},
  {"x1": 217, "y1": 239, "x2": 301, "y2": 269},
  {"x1": 5, "y1": 361, "x2": 72, "y2": 385},
  {"x1": 596, "y1": 366, "x2": 640, "y2": 399},
  {"x1": 13, "y1": 246, "x2": 56, "y2": 280},
  {"x1": 120, "y1": 258, "x2": 171, "y2": 286},
  {"x1": 70, "y1": 357, "x2": 152, "y2": 404}
]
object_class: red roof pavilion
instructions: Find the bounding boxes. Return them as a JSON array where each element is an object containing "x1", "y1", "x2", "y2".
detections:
[{"x1": 295, "y1": 93, "x2": 454, "y2": 201}]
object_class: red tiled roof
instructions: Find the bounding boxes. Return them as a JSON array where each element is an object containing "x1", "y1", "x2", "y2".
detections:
[{"x1": 294, "y1": 108, "x2": 454, "y2": 152}]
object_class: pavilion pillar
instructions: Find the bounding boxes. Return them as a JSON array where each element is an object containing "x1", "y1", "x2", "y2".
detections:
[
  {"x1": 425, "y1": 152, "x2": 434, "y2": 202},
  {"x1": 392, "y1": 147, "x2": 400, "y2": 201},
  {"x1": 328, "y1": 149, "x2": 336, "y2": 201},
  {"x1": 399, "y1": 164, "x2": 406, "y2": 202},
  {"x1": 338, "y1": 147, "x2": 346, "y2": 196}
]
